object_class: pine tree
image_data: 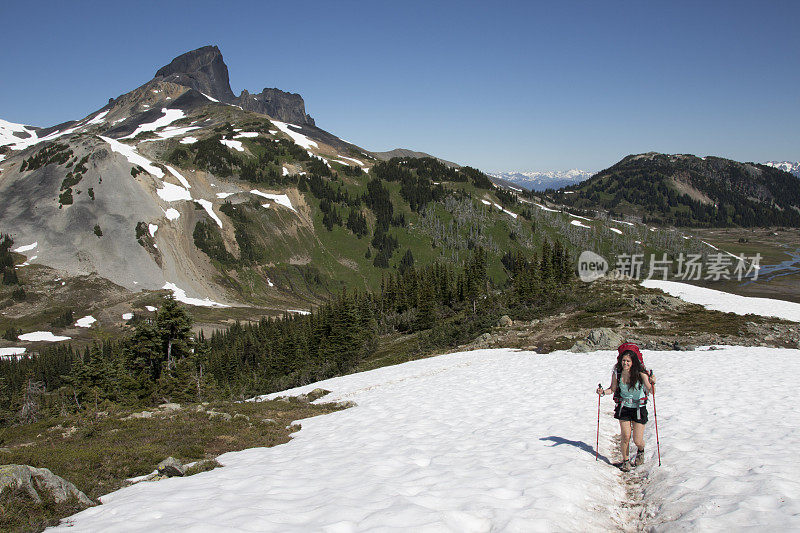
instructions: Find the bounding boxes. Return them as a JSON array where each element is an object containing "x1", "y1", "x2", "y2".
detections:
[{"x1": 155, "y1": 295, "x2": 194, "y2": 371}]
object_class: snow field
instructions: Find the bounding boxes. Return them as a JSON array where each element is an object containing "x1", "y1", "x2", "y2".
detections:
[
  {"x1": 642, "y1": 280, "x2": 800, "y2": 322},
  {"x1": 609, "y1": 227, "x2": 623, "y2": 235},
  {"x1": 640, "y1": 347, "x2": 800, "y2": 530},
  {"x1": 51, "y1": 346, "x2": 800, "y2": 531}
]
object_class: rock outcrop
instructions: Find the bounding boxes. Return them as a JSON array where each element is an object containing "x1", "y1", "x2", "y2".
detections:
[
  {"x1": 238, "y1": 88, "x2": 315, "y2": 126},
  {"x1": 570, "y1": 328, "x2": 624, "y2": 352},
  {"x1": 157, "y1": 457, "x2": 186, "y2": 477},
  {"x1": 0, "y1": 464, "x2": 93, "y2": 506},
  {"x1": 154, "y1": 45, "x2": 236, "y2": 103}
]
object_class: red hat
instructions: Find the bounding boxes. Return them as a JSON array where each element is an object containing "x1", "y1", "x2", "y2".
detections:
[{"x1": 618, "y1": 342, "x2": 643, "y2": 365}]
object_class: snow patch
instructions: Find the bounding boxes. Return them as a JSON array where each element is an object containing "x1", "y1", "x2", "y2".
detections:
[
  {"x1": 166, "y1": 165, "x2": 191, "y2": 189},
  {"x1": 145, "y1": 306, "x2": 157, "y2": 312},
  {"x1": 13, "y1": 242, "x2": 37, "y2": 253},
  {"x1": 215, "y1": 192, "x2": 236, "y2": 199},
  {"x1": 571, "y1": 219, "x2": 591, "y2": 228},
  {"x1": 86, "y1": 110, "x2": 109, "y2": 125},
  {"x1": 0, "y1": 347, "x2": 26, "y2": 357},
  {"x1": 18, "y1": 331, "x2": 71, "y2": 342},
  {"x1": 608, "y1": 227, "x2": 623, "y2": 235},
  {"x1": 121, "y1": 108, "x2": 185, "y2": 140},
  {"x1": 220, "y1": 139, "x2": 244, "y2": 152},
  {"x1": 180, "y1": 136, "x2": 198, "y2": 144},
  {"x1": 250, "y1": 190, "x2": 296, "y2": 211},
  {"x1": 122, "y1": 313, "x2": 133, "y2": 320},
  {"x1": 75, "y1": 316, "x2": 97, "y2": 328},
  {"x1": 287, "y1": 309, "x2": 311, "y2": 315},
  {"x1": 157, "y1": 182, "x2": 191, "y2": 202},
  {"x1": 100, "y1": 136, "x2": 164, "y2": 178},
  {"x1": 282, "y1": 166, "x2": 289, "y2": 176},
  {"x1": 272, "y1": 120, "x2": 318, "y2": 149},
  {"x1": 196, "y1": 200, "x2": 222, "y2": 228},
  {"x1": 335, "y1": 155, "x2": 366, "y2": 167},
  {"x1": 233, "y1": 132, "x2": 259, "y2": 138},
  {"x1": 162, "y1": 282, "x2": 230, "y2": 308},
  {"x1": 164, "y1": 208, "x2": 180, "y2": 221},
  {"x1": 534, "y1": 202, "x2": 560, "y2": 212},
  {"x1": 610, "y1": 219, "x2": 635, "y2": 226},
  {"x1": 148, "y1": 224, "x2": 158, "y2": 237}
]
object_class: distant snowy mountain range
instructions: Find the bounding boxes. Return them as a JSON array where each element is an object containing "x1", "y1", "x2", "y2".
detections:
[
  {"x1": 490, "y1": 161, "x2": 799, "y2": 192},
  {"x1": 487, "y1": 169, "x2": 595, "y2": 191},
  {"x1": 764, "y1": 161, "x2": 800, "y2": 178}
]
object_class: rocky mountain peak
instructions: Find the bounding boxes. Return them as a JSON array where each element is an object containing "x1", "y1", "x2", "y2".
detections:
[{"x1": 154, "y1": 45, "x2": 236, "y2": 103}]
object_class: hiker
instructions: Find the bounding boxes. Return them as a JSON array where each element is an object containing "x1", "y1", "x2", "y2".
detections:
[{"x1": 596, "y1": 343, "x2": 655, "y2": 471}]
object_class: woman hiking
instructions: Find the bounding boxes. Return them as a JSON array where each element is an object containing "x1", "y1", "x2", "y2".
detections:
[{"x1": 596, "y1": 343, "x2": 655, "y2": 471}]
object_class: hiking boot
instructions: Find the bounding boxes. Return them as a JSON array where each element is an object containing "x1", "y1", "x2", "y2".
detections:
[
  {"x1": 619, "y1": 461, "x2": 631, "y2": 472},
  {"x1": 634, "y1": 450, "x2": 645, "y2": 467}
]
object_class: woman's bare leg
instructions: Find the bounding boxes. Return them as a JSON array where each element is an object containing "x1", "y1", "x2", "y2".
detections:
[
  {"x1": 619, "y1": 420, "x2": 632, "y2": 460},
  {"x1": 632, "y1": 422, "x2": 645, "y2": 452}
]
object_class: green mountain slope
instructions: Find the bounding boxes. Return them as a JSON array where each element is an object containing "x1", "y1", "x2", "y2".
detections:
[{"x1": 550, "y1": 152, "x2": 800, "y2": 227}]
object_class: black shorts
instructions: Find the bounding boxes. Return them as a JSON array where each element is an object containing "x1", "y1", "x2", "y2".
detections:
[{"x1": 614, "y1": 405, "x2": 648, "y2": 424}]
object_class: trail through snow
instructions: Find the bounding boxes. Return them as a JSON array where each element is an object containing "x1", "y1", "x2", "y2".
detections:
[{"x1": 51, "y1": 345, "x2": 800, "y2": 531}]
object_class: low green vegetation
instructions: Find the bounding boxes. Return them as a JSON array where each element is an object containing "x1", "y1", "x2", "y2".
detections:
[
  {"x1": 0, "y1": 398, "x2": 345, "y2": 532},
  {"x1": 19, "y1": 143, "x2": 72, "y2": 172}
]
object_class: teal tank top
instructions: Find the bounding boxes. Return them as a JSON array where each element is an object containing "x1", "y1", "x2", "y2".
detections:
[{"x1": 618, "y1": 378, "x2": 646, "y2": 408}]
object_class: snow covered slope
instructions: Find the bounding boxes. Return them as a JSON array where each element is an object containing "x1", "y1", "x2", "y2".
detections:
[
  {"x1": 764, "y1": 160, "x2": 800, "y2": 178},
  {"x1": 53, "y1": 346, "x2": 800, "y2": 532},
  {"x1": 642, "y1": 280, "x2": 800, "y2": 322}
]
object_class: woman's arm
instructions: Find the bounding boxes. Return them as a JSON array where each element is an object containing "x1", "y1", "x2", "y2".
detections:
[
  {"x1": 641, "y1": 372, "x2": 655, "y2": 393},
  {"x1": 597, "y1": 374, "x2": 618, "y2": 396}
]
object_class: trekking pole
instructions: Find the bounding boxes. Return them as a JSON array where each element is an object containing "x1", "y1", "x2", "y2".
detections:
[
  {"x1": 650, "y1": 371, "x2": 661, "y2": 466},
  {"x1": 596, "y1": 383, "x2": 602, "y2": 461}
]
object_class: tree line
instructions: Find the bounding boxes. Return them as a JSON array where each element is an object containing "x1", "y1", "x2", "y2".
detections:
[{"x1": 0, "y1": 241, "x2": 574, "y2": 426}]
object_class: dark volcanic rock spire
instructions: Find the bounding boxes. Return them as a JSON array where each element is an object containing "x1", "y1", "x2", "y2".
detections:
[
  {"x1": 154, "y1": 45, "x2": 315, "y2": 126},
  {"x1": 154, "y1": 45, "x2": 236, "y2": 103}
]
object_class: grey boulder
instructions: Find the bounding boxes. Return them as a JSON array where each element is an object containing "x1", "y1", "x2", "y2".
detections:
[{"x1": 0, "y1": 464, "x2": 93, "y2": 506}]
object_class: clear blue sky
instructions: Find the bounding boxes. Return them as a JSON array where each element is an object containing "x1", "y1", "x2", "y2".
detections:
[{"x1": 1, "y1": 1, "x2": 797, "y2": 171}]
